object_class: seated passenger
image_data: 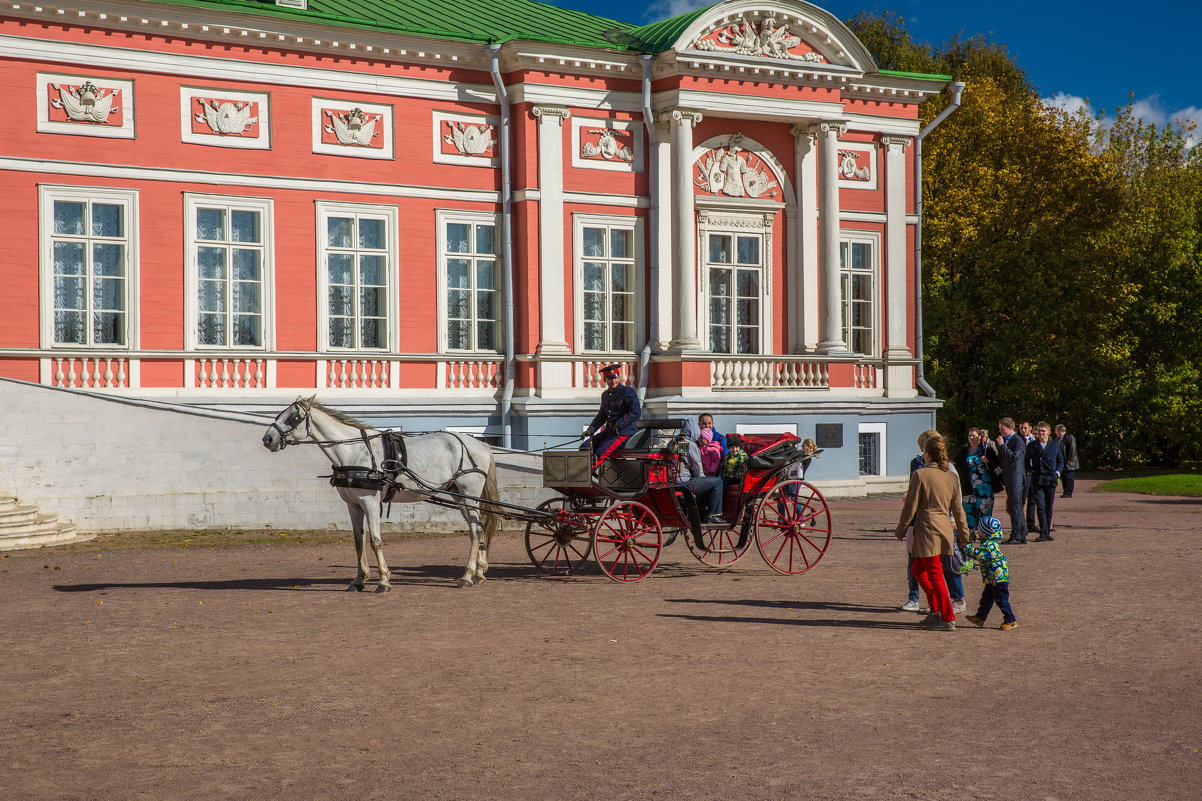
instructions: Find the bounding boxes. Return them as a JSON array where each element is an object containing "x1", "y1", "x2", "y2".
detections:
[
  {"x1": 720, "y1": 435, "x2": 749, "y2": 484},
  {"x1": 675, "y1": 418, "x2": 724, "y2": 523},
  {"x1": 698, "y1": 429, "x2": 723, "y2": 476}
]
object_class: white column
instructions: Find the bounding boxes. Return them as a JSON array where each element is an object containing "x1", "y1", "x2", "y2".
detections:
[
  {"x1": 882, "y1": 135, "x2": 912, "y2": 359},
  {"x1": 652, "y1": 118, "x2": 674, "y2": 352},
  {"x1": 532, "y1": 105, "x2": 571, "y2": 357},
  {"x1": 816, "y1": 120, "x2": 848, "y2": 353},
  {"x1": 791, "y1": 123, "x2": 819, "y2": 352},
  {"x1": 668, "y1": 109, "x2": 703, "y2": 351}
]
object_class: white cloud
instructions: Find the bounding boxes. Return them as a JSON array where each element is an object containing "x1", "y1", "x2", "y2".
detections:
[
  {"x1": 643, "y1": 0, "x2": 713, "y2": 23},
  {"x1": 1042, "y1": 92, "x2": 1092, "y2": 116}
]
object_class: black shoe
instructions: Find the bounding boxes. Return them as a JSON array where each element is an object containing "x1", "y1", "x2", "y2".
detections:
[
  {"x1": 1034, "y1": 535, "x2": 1054, "y2": 542},
  {"x1": 1002, "y1": 538, "x2": 1019, "y2": 545}
]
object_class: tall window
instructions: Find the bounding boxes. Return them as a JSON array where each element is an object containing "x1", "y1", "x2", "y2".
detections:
[
  {"x1": 442, "y1": 215, "x2": 498, "y2": 352},
  {"x1": 318, "y1": 203, "x2": 396, "y2": 351},
  {"x1": 186, "y1": 195, "x2": 271, "y2": 348},
  {"x1": 706, "y1": 232, "x2": 762, "y2": 354},
  {"x1": 41, "y1": 188, "x2": 137, "y2": 347},
  {"x1": 579, "y1": 220, "x2": 636, "y2": 352},
  {"x1": 840, "y1": 237, "x2": 877, "y2": 355}
]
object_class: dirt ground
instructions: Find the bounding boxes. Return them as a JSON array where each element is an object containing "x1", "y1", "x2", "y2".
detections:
[{"x1": 3, "y1": 479, "x2": 1200, "y2": 801}]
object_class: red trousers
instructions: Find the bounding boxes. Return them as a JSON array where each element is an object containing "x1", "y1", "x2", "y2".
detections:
[{"x1": 911, "y1": 555, "x2": 955, "y2": 622}]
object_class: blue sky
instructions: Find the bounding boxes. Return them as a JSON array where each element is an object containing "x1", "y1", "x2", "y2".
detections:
[{"x1": 553, "y1": 0, "x2": 1199, "y2": 131}]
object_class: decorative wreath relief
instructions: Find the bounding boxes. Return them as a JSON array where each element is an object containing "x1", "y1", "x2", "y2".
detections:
[
  {"x1": 581, "y1": 128, "x2": 634, "y2": 163},
  {"x1": 50, "y1": 81, "x2": 121, "y2": 124},
  {"x1": 839, "y1": 150, "x2": 871, "y2": 181},
  {"x1": 194, "y1": 99, "x2": 258, "y2": 136},
  {"x1": 443, "y1": 121, "x2": 496, "y2": 156},
  {"x1": 694, "y1": 15, "x2": 826, "y2": 62},
  {"x1": 694, "y1": 136, "x2": 779, "y2": 199},
  {"x1": 324, "y1": 107, "x2": 380, "y2": 146}
]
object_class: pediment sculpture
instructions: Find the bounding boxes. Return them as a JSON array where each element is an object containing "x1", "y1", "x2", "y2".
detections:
[{"x1": 694, "y1": 15, "x2": 826, "y2": 62}]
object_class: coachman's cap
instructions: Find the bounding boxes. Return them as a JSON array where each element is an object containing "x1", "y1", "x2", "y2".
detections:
[{"x1": 598, "y1": 364, "x2": 624, "y2": 375}]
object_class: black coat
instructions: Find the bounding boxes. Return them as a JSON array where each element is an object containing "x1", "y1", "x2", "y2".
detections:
[{"x1": 1025, "y1": 439, "x2": 1066, "y2": 488}]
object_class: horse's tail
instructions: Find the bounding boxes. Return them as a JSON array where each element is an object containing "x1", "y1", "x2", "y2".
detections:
[{"x1": 481, "y1": 455, "x2": 501, "y2": 546}]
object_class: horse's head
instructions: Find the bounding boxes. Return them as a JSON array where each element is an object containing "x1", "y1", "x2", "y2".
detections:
[{"x1": 263, "y1": 396, "x2": 315, "y2": 452}]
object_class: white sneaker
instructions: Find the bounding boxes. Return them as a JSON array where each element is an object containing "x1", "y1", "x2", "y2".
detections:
[
  {"x1": 900, "y1": 599, "x2": 920, "y2": 612},
  {"x1": 952, "y1": 599, "x2": 967, "y2": 613}
]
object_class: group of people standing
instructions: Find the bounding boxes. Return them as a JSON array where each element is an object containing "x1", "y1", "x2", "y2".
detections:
[{"x1": 894, "y1": 418, "x2": 1080, "y2": 632}]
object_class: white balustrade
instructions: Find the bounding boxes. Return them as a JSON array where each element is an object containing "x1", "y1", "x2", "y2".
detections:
[
  {"x1": 326, "y1": 359, "x2": 390, "y2": 389},
  {"x1": 444, "y1": 360, "x2": 502, "y2": 390},
  {"x1": 710, "y1": 358, "x2": 829, "y2": 390},
  {"x1": 195, "y1": 358, "x2": 267, "y2": 388},
  {"x1": 575, "y1": 359, "x2": 637, "y2": 389},
  {"x1": 52, "y1": 356, "x2": 129, "y2": 388},
  {"x1": 853, "y1": 363, "x2": 878, "y2": 389}
]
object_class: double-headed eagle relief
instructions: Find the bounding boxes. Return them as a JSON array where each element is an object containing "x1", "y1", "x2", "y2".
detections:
[
  {"x1": 694, "y1": 14, "x2": 826, "y2": 62},
  {"x1": 49, "y1": 81, "x2": 120, "y2": 124}
]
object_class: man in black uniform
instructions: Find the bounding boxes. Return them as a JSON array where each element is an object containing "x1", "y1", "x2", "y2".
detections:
[{"x1": 581, "y1": 364, "x2": 641, "y2": 467}]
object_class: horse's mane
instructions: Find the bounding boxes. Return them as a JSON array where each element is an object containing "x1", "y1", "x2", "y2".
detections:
[{"x1": 306, "y1": 398, "x2": 372, "y2": 430}]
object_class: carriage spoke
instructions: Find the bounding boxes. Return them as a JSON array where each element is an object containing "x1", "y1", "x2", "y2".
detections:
[
  {"x1": 594, "y1": 501, "x2": 661, "y2": 583},
  {"x1": 754, "y1": 480, "x2": 831, "y2": 575}
]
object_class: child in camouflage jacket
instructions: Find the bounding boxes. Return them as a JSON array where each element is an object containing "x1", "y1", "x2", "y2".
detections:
[{"x1": 962, "y1": 516, "x2": 1018, "y2": 630}]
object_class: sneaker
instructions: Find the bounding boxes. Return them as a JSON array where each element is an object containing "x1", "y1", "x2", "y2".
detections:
[
  {"x1": 964, "y1": 614, "x2": 986, "y2": 628},
  {"x1": 920, "y1": 612, "x2": 942, "y2": 626},
  {"x1": 900, "y1": 599, "x2": 921, "y2": 612},
  {"x1": 1000, "y1": 621, "x2": 1019, "y2": 631},
  {"x1": 931, "y1": 620, "x2": 955, "y2": 631},
  {"x1": 952, "y1": 599, "x2": 967, "y2": 613}
]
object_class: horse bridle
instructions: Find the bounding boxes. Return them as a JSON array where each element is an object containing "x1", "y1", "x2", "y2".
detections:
[{"x1": 268, "y1": 401, "x2": 310, "y2": 449}]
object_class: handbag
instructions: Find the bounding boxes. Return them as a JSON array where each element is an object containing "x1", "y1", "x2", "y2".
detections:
[{"x1": 949, "y1": 543, "x2": 973, "y2": 574}]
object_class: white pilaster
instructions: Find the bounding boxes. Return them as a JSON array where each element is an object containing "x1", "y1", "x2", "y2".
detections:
[
  {"x1": 532, "y1": 105, "x2": 571, "y2": 358},
  {"x1": 791, "y1": 124, "x2": 819, "y2": 352},
  {"x1": 816, "y1": 120, "x2": 848, "y2": 353},
  {"x1": 882, "y1": 135, "x2": 912, "y2": 359},
  {"x1": 653, "y1": 118, "x2": 674, "y2": 352},
  {"x1": 668, "y1": 108, "x2": 703, "y2": 352}
]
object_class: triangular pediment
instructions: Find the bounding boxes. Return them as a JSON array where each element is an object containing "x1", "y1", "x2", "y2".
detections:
[{"x1": 673, "y1": 1, "x2": 875, "y2": 72}]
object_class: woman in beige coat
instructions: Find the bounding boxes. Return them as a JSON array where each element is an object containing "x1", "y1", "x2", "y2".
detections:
[{"x1": 895, "y1": 435, "x2": 971, "y2": 630}]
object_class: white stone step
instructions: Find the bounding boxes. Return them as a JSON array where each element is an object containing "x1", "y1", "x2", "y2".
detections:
[
  {"x1": 0, "y1": 506, "x2": 43, "y2": 527},
  {"x1": 0, "y1": 495, "x2": 92, "y2": 551},
  {"x1": 0, "y1": 525, "x2": 96, "y2": 551}
]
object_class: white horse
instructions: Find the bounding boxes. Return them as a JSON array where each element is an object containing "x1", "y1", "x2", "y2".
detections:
[{"x1": 261, "y1": 397, "x2": 500, "y2": 591}]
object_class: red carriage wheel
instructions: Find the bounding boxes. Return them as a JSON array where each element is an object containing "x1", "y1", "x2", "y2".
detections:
[
  {"x1": 593, "y1": 501, "x2": 662, "y2": 583},
  {"x1": 685, "y1": 523, "x2": 753, "y2": 567},
  {"x1": 525, "y1": 498, "x2": 593, "y2": 575},
  {"x1": 753, "y1": 480, "x2": 831, "y2": 575}
]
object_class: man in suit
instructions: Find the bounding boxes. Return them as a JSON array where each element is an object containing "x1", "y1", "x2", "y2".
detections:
[
  {"x1": 1019, "y1": 420, "x2": 1037, "y2": 531},
  {"x1": 1056, "y1": 424, "x2": 1079, "y2": 498},
  {"x1": 1026, "y1": 421, "x2": 1066, "y2": 541},
  {"x1": 995, "y1": 418, "x2": 1028, "y2": 544}
]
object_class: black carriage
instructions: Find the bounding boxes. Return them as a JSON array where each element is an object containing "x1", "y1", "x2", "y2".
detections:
[{"x1": 525, "y1": 419, "x2": 832, "y2": 582}]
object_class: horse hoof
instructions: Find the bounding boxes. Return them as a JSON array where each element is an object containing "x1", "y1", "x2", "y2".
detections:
[
  {"x1": 374, "y1": 584, "x2": 392, "y2": 594},
  {"x1": 346, "y1": 584, "x2": 366, "y2": 592},
  {"x1": 456, "y1": 579, "x2": 474, "y2": 589}
]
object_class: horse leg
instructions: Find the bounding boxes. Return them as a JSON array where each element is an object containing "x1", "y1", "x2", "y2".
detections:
[
  {"x1": 456, "y1": 500, "x2": 482, "y2": 589},
  {"x1": 346, "y1": 500, "x2": 369, "y2": 592},
  {"x1": 364, "y1": 495, "x2": 392, "y2": 593}
]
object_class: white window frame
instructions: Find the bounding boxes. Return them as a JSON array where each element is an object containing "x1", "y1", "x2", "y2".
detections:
[
  {"x1": 436, "y1": 209, "x2": 503, "y2": 354},
  {"x1": 38, "y1": 185, "x2": 139, "y2": 350},
  {"x1": 857, "y1": 421, "x2": 887, "y2": 476},
  {"x1": 698, "y1": 210, "x2": 774, "y2": 356},
  {"x1": 840, "y1": 231, "x2": 881, "y2": 356},
  {"x1": 184, "y1": 194, "x2": 274, "y2": 351},
  {"x1": 572, "y1": 213, "x2": 644, "y2": 355},
  {"x1": 315, "y1": 201, "x2": 399, "y2": 353}
]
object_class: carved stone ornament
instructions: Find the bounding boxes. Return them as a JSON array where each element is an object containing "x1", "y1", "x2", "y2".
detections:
[
  {"x1": 50, "y1": 81, "x2": 121, "y2": 124},
  {"x1": 839, "y1": 150, "x2": 871, "y2": 181},
  {"x1": 581, "y1": 128, "x2": 633, "y2": 162},
  {"x1": 324, "y1": 107, "x2": 380, "y2": 147},
  {"x1": 694, "y1": 135, "x2": 780, "y2": 199},
  {"x1": 194, "y1": 98, "x2": 257, "y2": 136},
  {"x1": 443, "y1": 121, "x2": 496, "y2": 156},
  {"x1": 694, "y1": 15, "x2": 826, "y2": 62}
]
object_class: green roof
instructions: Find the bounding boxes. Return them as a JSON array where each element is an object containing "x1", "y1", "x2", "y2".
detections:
[{"x1": 621, "y1": 4, "x2": 713, "y2": 54}]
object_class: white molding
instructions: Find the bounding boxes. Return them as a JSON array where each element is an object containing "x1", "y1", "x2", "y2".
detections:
[
  {"x1": 36, "y1": 72, "x2": 135, "y2": 139},
  {"x1": 180, "y1": 86, "x2": 271, "y2": 149},
  {"x1": 836, "y1": 141, "x2": 878, "y2": 191},
  {"x1": 857, "y1": 421, "x2": 888, "y2": 476},
  {"x1": 658, "y1": 88, "x2": 842, "y2": 122},
  {"x1": 314, "y1": 200, "x2": 399, "y2": 354},
  {"x1": 571, "y1": 116, "x2": 643, "y2": 173},
  {"x1": 508, "y1": 83, "x2": 641, "y2": 113},
  {"x1": 432, "y1": 110, "x2": 500, "y2": 168},
  {"x1": 311, "y1": 98, "x2": 394, "y2": 159},
  {"x1": 37, "y1": 184, "x2": 140, "y2": 351},
  {"x1": 0, "y1": 157, "x2": 500, "y2": 204},
  {"x1": 182, "y1": 193, "x2": 275, "y2": 351},
  {"x1": 844, "y1": 114, "x2": 923, "y2": 136},
  {"x1": 535, "y1": 106, "x2": 570, "y2": 356}
]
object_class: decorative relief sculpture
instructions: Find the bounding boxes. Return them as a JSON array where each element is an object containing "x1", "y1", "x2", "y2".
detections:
[
  {"x1": 581, "y1": 128, "x2": 633, "y2": 162},
  {"x1": 442, "y1": 121, "x2": 496, "y2": 157},
  {"x1": 323, "y1": 107, "x2": 380, "y2": 147},
  {"x1": 694, "y1": 135, "x2": 779, "y2": 199},
  {"x1": 194, "y1": 98, "x2": 258, "y2": 136},
  {"x1": 839, "y1": 150, "x2": 871, "y2": 181},
  {"x1": 49, "y1": 81, "x2": 121, "y2": 124},
  {"x1": 694, "y1": 15, "x2": 826, "y2": 62}
]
